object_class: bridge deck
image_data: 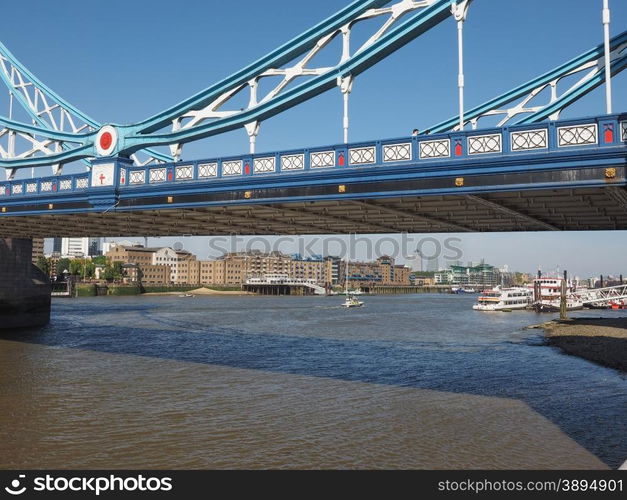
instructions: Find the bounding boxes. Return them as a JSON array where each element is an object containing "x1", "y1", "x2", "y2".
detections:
[
  {"x1": 1, "y1": 186, "x2": 626, "y2": 237},
  {"x1": 1, "y1": 114, "x2": 625, "y2": 236}
]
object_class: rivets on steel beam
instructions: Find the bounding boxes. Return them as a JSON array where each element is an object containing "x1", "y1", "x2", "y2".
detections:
[
  {"x1": 605, "y1": 167, "x2": 616, "y2": 179},
  {"x1": 338, "y1": 184, "x2": 346, "y2": 193},
  {"x1": 244, "y1": 191, "x2": 252, "y2": 199},
  {"x1": 455, "y1": 177, "x2": 464, "y2": 187},
  {"x1": 167, "y1": 196, "x2": 173, "y2": 203}
]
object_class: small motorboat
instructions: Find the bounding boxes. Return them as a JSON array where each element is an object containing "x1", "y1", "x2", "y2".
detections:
[
  {"x1": 341, "y1": 257, "x2": 363, "y2": 307},
  {"x1": 342, "y1": 293, "x2": 364, "y2": 308}
]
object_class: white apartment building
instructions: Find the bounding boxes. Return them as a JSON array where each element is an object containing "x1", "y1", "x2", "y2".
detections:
[
  {"x1": 152, "y1": 247, "x2": 195, "y2": 283},
  {"x1": 61, "y1": 237, "x2": 102, "y2": 257}
]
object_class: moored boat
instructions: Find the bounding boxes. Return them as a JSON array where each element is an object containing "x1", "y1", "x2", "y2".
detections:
[
  {"x1": 531, "y1": 277, "x2": 583, "y2": 312},
  {"x1": 472, "y1": 287, "x2": 532, "y2": 311},
  {"x1": 533, "y1": 297, "x2": 584, "y2": 312}
]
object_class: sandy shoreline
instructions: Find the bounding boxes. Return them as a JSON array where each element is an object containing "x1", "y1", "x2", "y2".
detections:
[
  {"x1": 531, "y1": 317, "x2": 627, "y2": 372},
  {"x1": 142, "y1": 288, "x2": 251, "y2": 296}
]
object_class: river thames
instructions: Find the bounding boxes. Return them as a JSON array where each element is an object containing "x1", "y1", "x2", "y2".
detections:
[{"x1": 0, "y1": 293, "x2": 625, "y2": 469}]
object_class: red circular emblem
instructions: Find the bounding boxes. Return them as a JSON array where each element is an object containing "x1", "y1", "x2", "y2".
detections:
[{"x1": 99, "y1": 132, "x2": 113, "y2": 150}]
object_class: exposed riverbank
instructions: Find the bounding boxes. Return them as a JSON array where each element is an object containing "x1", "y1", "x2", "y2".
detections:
[
  {"x1": 532, "y1": 317, "x2": 627, "y2": 372},
  {"x1": 143, "y1": 287, "x2": 251, "y2": 296},
  {"x1": 74, "y1": 284, "x2": 249, "y2": 297}
]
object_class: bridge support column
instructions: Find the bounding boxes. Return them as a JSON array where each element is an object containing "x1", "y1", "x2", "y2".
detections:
[
  {"x1": 338, "y1": 75, "x2": 354, "y2": 144},
  {"x1": 0, "y1": 238, "x2": 51, "y2": 329},
  {"x1": 245, "y1": 121, "x2": 260, "y2": 155},
  {"x1": 452, "y1": 1, "x2": 471, "y2": 130},
  {"x1": 602, "y1": 0, "x2": 613, "y2": 114}
]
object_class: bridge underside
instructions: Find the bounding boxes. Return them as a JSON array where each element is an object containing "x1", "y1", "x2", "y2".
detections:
[{"x1": 1, "y1": 186, "x2": 626, "y2": 237}]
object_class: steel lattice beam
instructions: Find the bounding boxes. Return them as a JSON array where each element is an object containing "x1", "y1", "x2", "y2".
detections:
[
  {"x1": 465, "y1": 195, "x2": 561, "y2": 231},
  {"x1": 258, "y1": 203, "x2": 401, "y2": 233},
  {"x1": 349, "y1": 199, "x2": 475, "y2": 232},
  {"x1": 607, "y1": 186, "x2": 627, "y2": 208}
]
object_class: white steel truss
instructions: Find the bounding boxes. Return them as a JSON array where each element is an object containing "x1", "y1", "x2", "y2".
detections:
[
  {"x1": 577, "y1": 284, "x2": 627, "y2": 306},
  {"x1": 0, "y1": 43, "x2": 170, "y2": 177},
  {"x1": 168, "y1": 0, "x2": 438, "y2": 160},
  {"x1": 458, "y1": 40, "x2": 627, "y2": 131}
]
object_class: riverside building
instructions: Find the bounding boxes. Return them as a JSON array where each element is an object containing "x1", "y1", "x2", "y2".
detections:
[
  {"x1": 104, "y1": 245, "x2": 410, "y2": 288},
  {"x1": 434, "y1": 262, "x2": 499, "y2": 288}
]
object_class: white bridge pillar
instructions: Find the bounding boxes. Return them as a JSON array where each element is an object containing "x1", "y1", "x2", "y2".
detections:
[
  {"x1": 338, "y1": 75, "x2": 354, "y2": 144},
  {"x1": 245, "y1": 121, "x2": 260, "y2": 155},
  {"x1": 452, "y1": 1, "x2": 471, "y2": 131},
  {"x1": 602, "y1": 0, "x2": 613, "y2": 114}
]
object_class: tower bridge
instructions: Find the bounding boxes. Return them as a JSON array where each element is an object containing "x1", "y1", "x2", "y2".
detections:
[{"x1": 0, "y1": 0, "x2": 625, "y2": 326}]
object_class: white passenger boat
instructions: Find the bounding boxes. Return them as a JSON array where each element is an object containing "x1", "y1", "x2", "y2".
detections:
[{"x1": 472, "y1": 287, "x2": 532, "y2": 311}]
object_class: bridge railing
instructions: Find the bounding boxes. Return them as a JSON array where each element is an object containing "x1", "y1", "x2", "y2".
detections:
[
  {"x1": 1, "y1": 113, "x2": 625, "y2": 200},
  {"x1": 0, "y1": 172, "x2": 89, "y2": 198}
]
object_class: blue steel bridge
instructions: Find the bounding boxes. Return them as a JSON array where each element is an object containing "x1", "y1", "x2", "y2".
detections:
[{"x1": 0, "y1": 0, "x2": 625, "y2": 238}]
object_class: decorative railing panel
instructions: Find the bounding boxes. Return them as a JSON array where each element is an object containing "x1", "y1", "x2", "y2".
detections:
[
  {"x1": 130, "y1": 170, "x2": 146, "y2": 184},
  {"x1": 149, "y1": 168, "x2": 166, "y2": 183},
  {"x1": 510, "y1": 129, "x2": 548, "y2": 151},
  {"x1": 222, "y1": 160, "x2": 242, "y2": 176},
  {"x1": 310, "y1": 151, "x2": 335, "y2": 168},
  {"x1": 419, "y1": 139, "x2": 450, "y2": 159},
  {"x1": 175, "y1": 165, "x2": 194, "y2": 180},
  {"x1": 281, "y1": 154, "x2": 304, "y2": 171},
  {"x1": 468, "y1": 133, "x2": 502, "y2": 155},
  {"x1": 349, "y1": 146, "x2": 376, "y2": 165},
  {"x1": 254, "y1": 157, "x2": 275, "y2": 173},
  {"x1": 557, "y1": 124, "x2": 597, "y2": 147},
  {"x1": 383, "y1": 143, "x2": 411, "y2": 162},
  {"x1": 198, "y1": 162, "x2": 218, "y2": 178}
]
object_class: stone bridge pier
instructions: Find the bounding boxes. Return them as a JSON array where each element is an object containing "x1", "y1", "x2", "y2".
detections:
[{"x1": 0, "y1": 238, "x2": 51, "y2": 329}]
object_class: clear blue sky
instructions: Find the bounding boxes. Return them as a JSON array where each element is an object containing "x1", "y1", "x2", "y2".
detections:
[{"x1": 2, "y1": 0, "x2": 626, "y2": 277}]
